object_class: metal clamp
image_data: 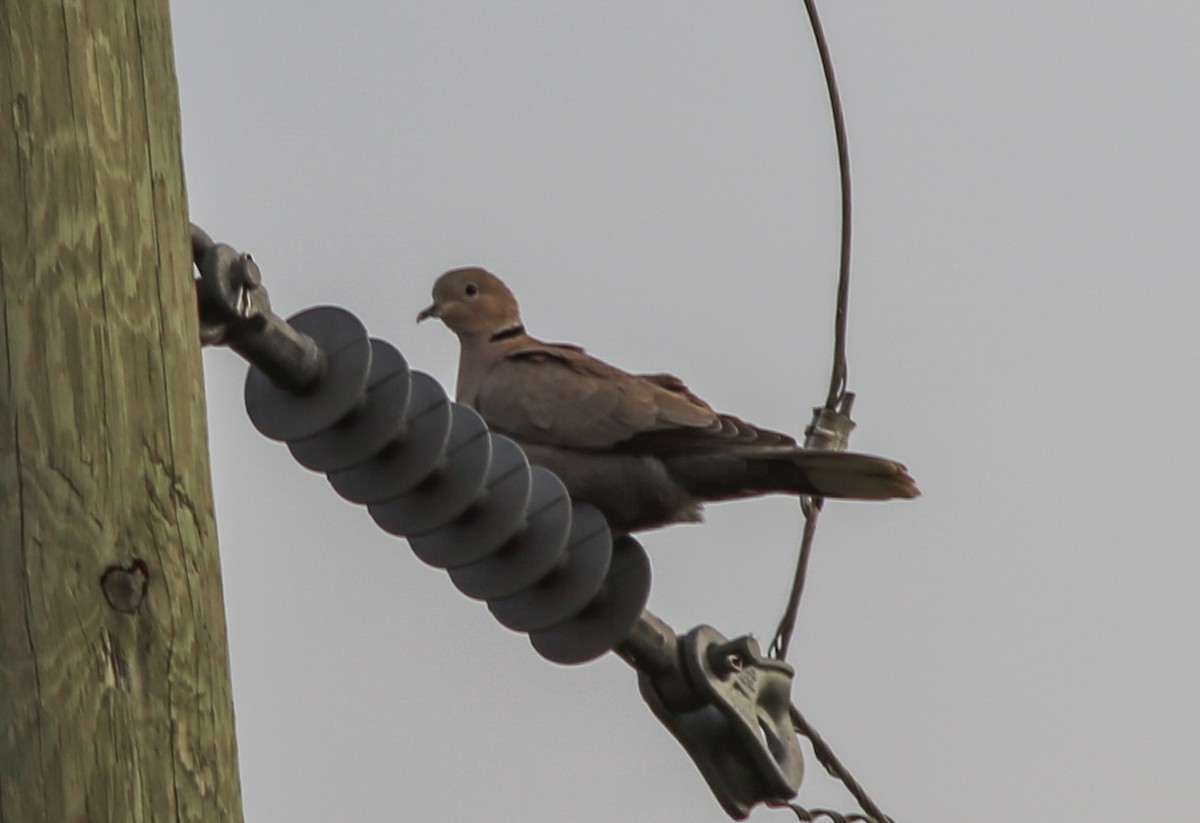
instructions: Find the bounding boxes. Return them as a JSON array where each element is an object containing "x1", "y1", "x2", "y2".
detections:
[
  {"x1": 620, "y1": 617, "x2": 804, "y2": 820},
  {"x1": 193, "y1": 224, "x2": 325, "y2": 393}
]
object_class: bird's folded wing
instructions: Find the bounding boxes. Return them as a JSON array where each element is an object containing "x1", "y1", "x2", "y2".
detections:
[
  {"x1": 475, "y1": 344, "x2": 718, "y2": 449},
  {"x1": 613, "y1": 412, "x2": 799, "y2": 455}
]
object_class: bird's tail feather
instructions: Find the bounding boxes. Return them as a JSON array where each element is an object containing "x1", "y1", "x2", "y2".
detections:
[{"x1": 666, "y1": 449, "x2": 919, "y2": 502}]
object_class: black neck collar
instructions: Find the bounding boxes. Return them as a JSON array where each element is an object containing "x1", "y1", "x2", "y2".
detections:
[{"x1": 489, "y1": 324, "x2": 525, "y2": 343}]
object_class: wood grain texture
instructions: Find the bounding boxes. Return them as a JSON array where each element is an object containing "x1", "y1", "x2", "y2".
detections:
[{"x1": 0, "y1": 1, "x2": 245, "y2": 820}]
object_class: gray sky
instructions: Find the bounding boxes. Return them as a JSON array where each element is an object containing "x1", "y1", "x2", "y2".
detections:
[{"x1": 173, "y1": 3, "x2": 1200, "y2": 821}]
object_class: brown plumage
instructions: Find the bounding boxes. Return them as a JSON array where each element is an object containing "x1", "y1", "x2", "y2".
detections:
[{"x1": 418, "y1": 267, "x2": 918, "y2": 534}]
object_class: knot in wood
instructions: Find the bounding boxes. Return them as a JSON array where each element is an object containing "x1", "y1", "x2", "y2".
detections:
[{"x1": 101, "y1": 559, "x2": 150, "y2": 614}]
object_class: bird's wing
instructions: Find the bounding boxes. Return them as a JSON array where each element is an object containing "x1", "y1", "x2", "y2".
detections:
[{"x1": 474, "y1": 342, "x2": 719, "y2": 450}]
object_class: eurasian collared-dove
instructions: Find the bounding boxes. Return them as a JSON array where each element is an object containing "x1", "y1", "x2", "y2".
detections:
[{"x1": 418, "y1": 268, "x2": 918, "y2": 534}]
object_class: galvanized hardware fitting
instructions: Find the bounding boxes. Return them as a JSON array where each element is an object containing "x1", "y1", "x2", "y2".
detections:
[
  {"x1": 803, "y1": 392, "x2": 856, "y2": 452},
  {"x1": 192, "y1": 223, "x2": 325, "y2": 393},
  {"x1": 622, "y1": 621, "x2": 805, "y2": 819}
]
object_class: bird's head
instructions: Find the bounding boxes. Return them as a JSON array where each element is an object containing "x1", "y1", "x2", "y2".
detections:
[{"x1": 417, "y1": 267, "x2": 523, "y2": 340}]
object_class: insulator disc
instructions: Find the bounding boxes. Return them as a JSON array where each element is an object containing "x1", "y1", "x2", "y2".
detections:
[
  {"x1": 326, "y1": 372, "x2": 450, "y2": 504},
  {"x1": 487, "y1": 503, "x2": 611, "y2": 632},
  {"x1": 287, "y1": 340, "x2": 411, "y2": 472},
  {"x1": 245, "y1": 306, "x2": 371, "y2": 441},
  {"x1": 368, "y1": 403, "x2": 492, "y2": 537},
  {"x1": 409, "y1": 436, "x2": 533, "y2": 569},
  {"x1": 448, "y1": 468, "x2": 572, "y2": 601},
  {"x1": 529, "y1": 536, "x2": 652, "y2": 665}
]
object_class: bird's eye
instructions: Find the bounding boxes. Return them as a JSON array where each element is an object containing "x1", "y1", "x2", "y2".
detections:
[{"x1": 465, "y1": 283, "x2": 479, "y2": 298}]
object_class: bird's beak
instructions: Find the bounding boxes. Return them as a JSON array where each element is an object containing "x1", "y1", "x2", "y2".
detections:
[{"x1": 416, "y1": 302, "x2": 440, "y2": 323}]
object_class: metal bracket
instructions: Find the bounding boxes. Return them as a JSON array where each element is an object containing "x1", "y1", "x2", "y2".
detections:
[
  {"x1": 192, "y1": 223, "x2": 325, "y2": 393},
  {"x1": 620, "y1": 617, "x2": 804, "y2": 820}
]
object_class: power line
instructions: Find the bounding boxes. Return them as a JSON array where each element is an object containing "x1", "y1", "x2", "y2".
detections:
[
  {"x1": 770, "y1": 0, "x2": 856, "y2": 662},
  {"x1": 767, "y1": 6, "x2": 898, "y2": 821}
]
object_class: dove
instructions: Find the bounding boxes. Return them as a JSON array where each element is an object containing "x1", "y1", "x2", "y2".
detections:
[{"x1": 417, "y1": 267, "x2": 917, "y2": 534}]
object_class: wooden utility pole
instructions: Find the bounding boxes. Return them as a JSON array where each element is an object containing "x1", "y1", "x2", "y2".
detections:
[{"x1": 0, "y1": 1, "x2": 244, "y2": 820}]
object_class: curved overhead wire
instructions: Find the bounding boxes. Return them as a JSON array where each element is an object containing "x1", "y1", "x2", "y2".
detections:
[
  {"x1": 768, "y1": 6, "x2": 898, "y2": 822},
  {"x1": 771, "y1": 0, "x2": 855, "y2": 662}
]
